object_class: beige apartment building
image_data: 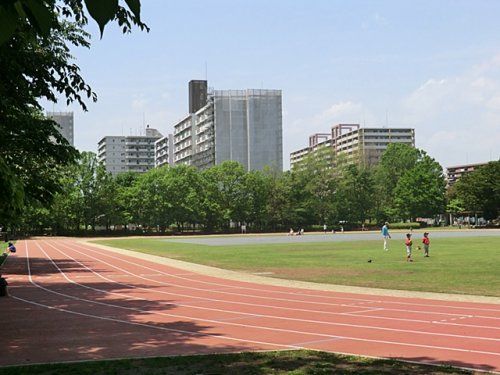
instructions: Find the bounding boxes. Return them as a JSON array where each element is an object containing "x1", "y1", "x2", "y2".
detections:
[{"x1": 290, "y1": 124, "x2": 415, "y2": 170}]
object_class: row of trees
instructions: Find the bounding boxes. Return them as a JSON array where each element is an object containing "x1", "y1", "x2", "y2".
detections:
[{"x1": 12, "y1": 143, "x2": 475, "y2": 234}]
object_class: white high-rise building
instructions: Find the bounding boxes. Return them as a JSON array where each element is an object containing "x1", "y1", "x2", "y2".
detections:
[
  {"x1": 97, "y1": 126, "x2": 163, "y2": 176},
  {"x1": 155, "y1": 134, "x2": 173, "y2": 168},
  {"x1": 47, "y1": 111, "x2": 74, "y2": 146},
  {"x1": 170, "y1": 81, "x2": 283, "y2": 172}
]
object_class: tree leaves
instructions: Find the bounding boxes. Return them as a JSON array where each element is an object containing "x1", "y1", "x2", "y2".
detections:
[
  {"x1": 124, "y1": 0, "x2": 140, "y2": 20},
  {"x1": 453, "y1": 161, "x2": 500, "y2": 219},
  {"x1": 0, "y1": 4, "x2": 20, "y2": 45},
  {"x1": 393, "y1": 153, "x2": 446, "y2": 220},
  {"x1": 0, "y1": 156, "x2": 25, "y2": 223},
  {"x1": 0, "y1": 0, "x2": 147, "y2": 46},
  {"x1": 22, "y1": 0, "x2": 54, "y2": 35},
  {"x1": 0, "y1": 0, "x2": 54, "y2": 44},
  {"x1": 84, "y1": 0, "x2": 118, "y2": 36}
]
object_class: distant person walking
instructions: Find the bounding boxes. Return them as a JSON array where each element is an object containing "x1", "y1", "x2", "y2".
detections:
[
  {"x1": 405, "y1": 233, "x2": 413, "y2": 262},
  {"x1": 382, "y1": 222, "x2": 391, "y2": 251},
  {"x1": 241, "y1": 224, "x2": 247, "y2": 234},
  {"x1": 422, "y1": 232, "x2": 430, "y2": 257},
  {"x1": 323, "y1": 224, "x2": 327, "y2": 234}
]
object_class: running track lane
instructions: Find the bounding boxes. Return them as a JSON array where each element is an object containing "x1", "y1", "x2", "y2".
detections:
[{"x1": 0, "y1": 239, "x2": 498, "y2": 372}]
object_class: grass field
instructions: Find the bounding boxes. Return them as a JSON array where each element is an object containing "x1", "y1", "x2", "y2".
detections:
[
  {"x1": 95, "y1": 235, "x2": 500, "y2": 296},
  {"x1": 0, "y1": 350, "x2": 471, "y2": 375}
]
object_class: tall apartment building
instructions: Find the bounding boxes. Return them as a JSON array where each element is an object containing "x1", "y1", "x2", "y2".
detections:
[
  {"x1": 97, "y1": 126, "x2": 163, "y2": 176},
  {"x1": 446, "y1": 162, "x2": 488, "y2": 187},
  {"x1": 155, "y1": 134, "x2": 174, "y2": 168},
  {"x1": 173, "y1": 114, "x2": 196, "y2": 166},
  {"x1": 290, "y1": 124, "x2": 415, "y2": 169},
  {"x1": 47, "y1": 111, "x2": 74, "y2": 146},
  {"x1": 171, "y1": 81, "x2": 283, "y2": 171}
]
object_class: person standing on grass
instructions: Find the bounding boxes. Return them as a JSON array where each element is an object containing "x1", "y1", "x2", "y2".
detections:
[
  {"x1": 323, "y1": 224, "x2": 327, "y2": 234},
  {"x1": 381, "y1": 222, "x2": 391, "y2": 251},
  {"x1": 405, "y1": 233, "x2": 413, "y2": 262},
  {"x1": 422, "y1": 232, "x2": 430, "y2": 257}
]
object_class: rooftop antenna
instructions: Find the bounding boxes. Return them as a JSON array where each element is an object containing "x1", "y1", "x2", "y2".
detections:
[
  {"x1": 142, "y1": 112, "x2": 145, "y2": 128},
  {"x1": 205, "y1": 61, "x2": 208, "y2": 81}
]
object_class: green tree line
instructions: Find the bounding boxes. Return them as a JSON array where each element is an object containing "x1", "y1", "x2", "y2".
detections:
[{"x1": 12, "y1": 143, "x2": 491, "y2": 235}]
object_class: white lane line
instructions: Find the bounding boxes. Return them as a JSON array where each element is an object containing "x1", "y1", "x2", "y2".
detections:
[
  {"x1": 67, "y1": 240, "x2": 500, "y2": 314},
  {"x1": 138, "y1": 274, "x2": 163, "y2": 277},
  {"x1": 39, "y1": 241, "x2": 500, "y2": 344},
  {"x1": 54, "y1": 242, "x2": 425, "y2": 323},
  {"x1": 292, "y1": 337, "x2": 344, "y2": 347},
  {"x1": 21, "y1": 241, "x2": 298, "y2": 351},
  {"x1": 12, "y1": 295, "x2": 294, "y2": 351},
  {"x1": 12, "y1": 241, "x2": 500, "y2": 359},
  {"x1": 348, "y1": 308, "x2": 384, "y2": 315},
  {"x1": 16, "y1": 248, "x2": 498, "y2": 332},
  {"x1": 59, "y1": 240, "x2": 500, "y2": 323}
]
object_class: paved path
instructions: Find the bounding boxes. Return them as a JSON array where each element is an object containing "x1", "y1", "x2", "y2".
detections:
[
  {"x1": 164, "y1": 229, "x2": 500, "y2": 246},
  {"x1": 1, "y1": 238, "x2": 499, "y2": 372}
]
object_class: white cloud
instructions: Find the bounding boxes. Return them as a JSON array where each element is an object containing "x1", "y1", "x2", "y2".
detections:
[
  {"x1": 319, "y1": 101, "x2": 363, "y2": 120},
  {"x1": 361, "y1": 12, "x2": 388, "y2": 30},
  {"x1": 399, "y1": 54, "x2": 500, "y2": 166},
  {"x1": 286, "y1": 100, "x2": 367, "y2": 139},
  {"x1": 283, "y1": 100, "x2": 377, "y2": 169},
  {"x1": 373, "y1": 12, "x2": 388, "y2": 26},
  {"x1": 131, "y1": 96, "x2": 148, "y2": 111}
]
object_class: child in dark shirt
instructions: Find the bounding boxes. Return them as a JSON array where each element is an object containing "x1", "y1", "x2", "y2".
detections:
[{"x1": 7, "y1": 242, "x2": 16, "y2": 253}]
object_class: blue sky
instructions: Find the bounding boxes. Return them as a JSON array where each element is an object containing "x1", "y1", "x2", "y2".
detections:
[{"x1": 53, "y1": 0, "x2": 500, "y2": 169}]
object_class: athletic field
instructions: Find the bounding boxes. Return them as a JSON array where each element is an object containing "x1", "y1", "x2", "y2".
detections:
[
  {"x1": 96, "y1": 229, "x2": 500, "y2": 296},
  {"x1": 1, "y1": 238, "x2": 499, "y2": 373}
]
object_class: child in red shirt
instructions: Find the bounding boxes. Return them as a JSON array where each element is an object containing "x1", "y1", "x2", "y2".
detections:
[
  {"x1": 422, "y1": 232, "x2": 430, "y2": 257},
  {"x1": 405, "y1": 233, "x2": 413, "y2": 262}
]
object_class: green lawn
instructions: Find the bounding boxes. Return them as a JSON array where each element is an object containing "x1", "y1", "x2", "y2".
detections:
[
  {"x1": 94, "y1": 236, "x2": 500, "y2": 296},
  {"x1": 0, "y1": 350, "x2": 471, "y2": 374}
]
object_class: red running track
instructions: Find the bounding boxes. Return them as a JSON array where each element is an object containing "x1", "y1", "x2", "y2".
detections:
[{"x1": 1, "y1": 239, "x2": 499, "y2": 372}]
